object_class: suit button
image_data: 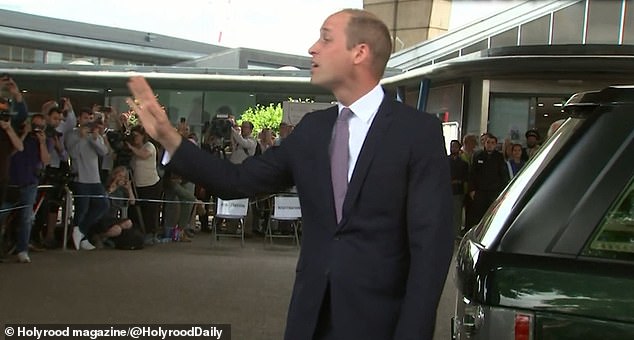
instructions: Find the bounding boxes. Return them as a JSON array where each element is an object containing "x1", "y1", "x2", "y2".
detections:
[
  {"x1": 334, "y1": 237, "x2": 340, "y2": 241},
  {"x1": 324, "y1": 269, "x2": 330, "y2": 276}
]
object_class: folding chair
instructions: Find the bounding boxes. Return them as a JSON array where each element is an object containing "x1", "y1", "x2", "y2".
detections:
[
  {"x1": 211, "y1": 198, "x2": 249, "y2": 247},
  {"x1": 266, "y1": 194, "x2": 301, "y2": 248}
]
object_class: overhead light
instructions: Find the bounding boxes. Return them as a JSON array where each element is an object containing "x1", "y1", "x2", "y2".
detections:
[
  {"x1": 249, "y1": 93, "x2": 255, "y2": 97},
  {"x1": 553, "y1": 103, "x2": 563, "y2": 107},
  {"x1": 21, "y1": 89, "x2": 27, "y2": 93},
  {"x1": 538, "y1": 103, "x2": 544, "y2": 107},
  {"x1": 63, "y1": 88, "x2": 102, "y2": 93},
  {"x1": 107, "y1": 88, "x2": 112, "y2": 93},
  {"x1": 543, "y1": 113, "x2": 549, "y2": 117}
]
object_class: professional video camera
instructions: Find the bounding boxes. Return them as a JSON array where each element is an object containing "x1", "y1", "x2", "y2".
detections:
[
  {"x1": 107, "y1": 129, "x2": 134, "y2": 167},
  {"x1": 208, "y1": 115, "x2": 234, "y2": 140}
]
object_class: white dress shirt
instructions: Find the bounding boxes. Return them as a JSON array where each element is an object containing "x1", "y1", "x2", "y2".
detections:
[{"x1": 337, "y1": 84, "x2": 384, "y2": 181}]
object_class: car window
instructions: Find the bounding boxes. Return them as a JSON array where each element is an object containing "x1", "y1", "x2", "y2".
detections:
[
  {"x1": 473, "y1": 117, "x2": 584, "y2": 248},
  {"x1": 583, "y1": 176, "x2": 634, "y2": 261}
]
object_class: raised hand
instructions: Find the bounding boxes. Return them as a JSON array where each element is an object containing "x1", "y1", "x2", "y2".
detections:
[{"x1": 126, "y1": 76, "x2": 182, "y2": 154}]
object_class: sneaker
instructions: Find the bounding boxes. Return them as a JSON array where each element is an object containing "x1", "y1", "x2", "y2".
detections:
[
  {"x1": 79, "y1": 239, "x2": 96, "y2": 250},
  {"x1": 17, "y1": 251, "x2": 31, "y2": 263},
  {"x1": 72, "y1": 227, "x2": 84, "y2": 250}
]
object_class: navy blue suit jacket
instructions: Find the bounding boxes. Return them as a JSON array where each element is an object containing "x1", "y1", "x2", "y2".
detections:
[{"x1": 168, "y1": 95, "x2": 454, "y2": 340}]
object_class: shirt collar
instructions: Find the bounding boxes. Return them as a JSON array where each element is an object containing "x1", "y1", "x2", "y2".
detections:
[{"x1": 337, "y1": 84, "x2": 384, "y2": 123}]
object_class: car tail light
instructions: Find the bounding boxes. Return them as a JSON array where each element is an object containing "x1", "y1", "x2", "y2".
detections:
[{"x1": 515, "y1": 314, "x2": 533, "y2": 340}]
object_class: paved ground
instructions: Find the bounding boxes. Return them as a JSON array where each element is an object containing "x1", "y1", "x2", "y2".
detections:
[{"x1": 0, "y1": 233, "x2": 457, "y2": 339}]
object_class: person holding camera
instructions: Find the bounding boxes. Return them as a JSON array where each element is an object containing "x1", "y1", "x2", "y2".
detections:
[
  {"x1": 32, "y1": 99, "x2": 75, "y2": 249},
  {"x1": 229, "y1": 119, "x2": 257, "y2": 164},
  {"x1": 65, "y1": 107, "x2": 109, "y2": 250},
  {"x1": 7, "y1": 114, "x2": 50, "y2": 263},
  {"x1": 0, "y1": 75, "x2": 28, "y2": 261}
]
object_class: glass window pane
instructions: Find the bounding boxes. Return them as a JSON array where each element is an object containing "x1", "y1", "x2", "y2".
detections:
[
  {"x1": 425, "y1": 83, "x2": 464, "y2": 125},
  {"x1": 584, "y1": 177, "x2": 634, "y2": 261},
  {"x1": 586, "y1": 0, "x2": 621, "y2": 44},
  {"x1": 22, "y1": 48, "x2": 35, "y2": 63},
  {"x1": 491, "y1": 27, "x2": 518, "y2": 48},
  {"x1": 624, "y1": 0, "x2": 634, "y2": 44},
  {"x1": 435, "y1": 51, "x2": 459, "y2": 63},
  {"x1": 461, "y1": 39, "x2": 488, "y2": 55},
  {"x1": 488, "y1": 96, "x2": 530, "y2": 143},
  {"x1": 11, "y1": 47, "x2": 21, "y2": 62},
  {"x1": 552, "y1": 1, "x2": 585, "y2": 44},
  {"x1": 0, "y1": 46, "x2": 11, "y2": 62},
  {"x1": 520, "y1": 15, "x2": 551, "y2": 45},
  {"x1": 46, "y1": 51, "x2": 63, "y2": 64}
]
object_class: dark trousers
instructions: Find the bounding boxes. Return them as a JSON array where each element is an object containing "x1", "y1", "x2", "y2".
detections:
[
  {"x1": 133, "y1": 180, "x2": 162, "y2": 235},
  {"x1": 469, "y1": 190, "x2": 499, "y2": 227},
  {"x1": 313, "y1": 286, "x2": 333, "y2": 340}
]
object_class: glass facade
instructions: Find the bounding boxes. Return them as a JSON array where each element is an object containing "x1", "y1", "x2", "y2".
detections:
[{"x1": 0, "y1": 43, "x2": 148, "y2": 66}]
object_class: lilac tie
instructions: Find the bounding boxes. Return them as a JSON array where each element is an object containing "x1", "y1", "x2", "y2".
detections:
[{"x1": 331, "y1": 108, "x2": 353, "y2": 223}]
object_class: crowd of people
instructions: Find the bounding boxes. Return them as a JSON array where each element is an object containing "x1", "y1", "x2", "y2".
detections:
[
  {"x1": 449, "y1": 129, "x2": 547, "y2": 237},
  {"x1": 0, "y1": 74, "x2": 297, "y2": 263},
  {"x1": 0, "y1": 73, "x2": 550, "y2": 263}
]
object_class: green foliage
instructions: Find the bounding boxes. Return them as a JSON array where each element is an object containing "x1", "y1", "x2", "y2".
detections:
[{"x1": 238, "y1": 103, "x2": 283, "y2": 136}]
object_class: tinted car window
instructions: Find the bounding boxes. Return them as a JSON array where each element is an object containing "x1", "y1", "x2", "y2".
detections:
[
  {"x1": 472, "y1": 117, "x2": 584, "y2": 248},
  {"x1": 584, "y1": 176, "x2": 634, "y2": 261}
]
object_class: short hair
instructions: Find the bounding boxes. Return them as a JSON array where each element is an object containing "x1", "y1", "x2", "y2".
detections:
[
  {"x1": 450, "y1": 139, "x2": 462, "y2": 147},
  {"x1": 340, "y1": 9, "x2": 392, "y2": 79},
  {"x1": 462, "y1": 134, "x2": 477, "y2": 145},
  {"x1": 47, "y1": 106, "x2": 62, "y2": 116},
  {"x1": 241, "y1": 121, "x2": 254, "y2": 130},
  {"x1": 31, "y1": 113, "x2": 45, "y2": 122},
  {"x1": 487, "y1": 134, "x2": 498, "y2": 143}
]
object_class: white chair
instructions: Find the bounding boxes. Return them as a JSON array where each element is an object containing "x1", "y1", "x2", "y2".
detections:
[
  {"x1": 211, "y1": 198, "x2": 249, "y2": 247},
  {"x1": 266, "y1": 195, "x2": 301, "y2": 248}
]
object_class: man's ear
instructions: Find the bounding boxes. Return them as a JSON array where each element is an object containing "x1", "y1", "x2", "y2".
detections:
[{"x1": 352, "y1": 43, "x2": 371, "y2": 66}]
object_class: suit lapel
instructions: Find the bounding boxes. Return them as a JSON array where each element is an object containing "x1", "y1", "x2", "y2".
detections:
[{"x1": 339, "y1": 98, "x2": 395, "y2": 227}]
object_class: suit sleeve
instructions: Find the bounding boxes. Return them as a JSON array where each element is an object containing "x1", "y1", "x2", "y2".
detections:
[
  {"x1": 167, "y1": 137, "x2": 293, "y2": 199},
  {"x1": 393, "y1": 117, "x2": 454, "y2": 340}
]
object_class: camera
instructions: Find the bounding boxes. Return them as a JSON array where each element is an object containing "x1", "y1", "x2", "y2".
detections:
[
  {"x1": 0, "y1": 111, "x2": 10, "y2": 122},
  {"x1": 45, "y1": 125, "x2": 62, "y2": 138},
  {"x1": 208, "y1": 117, "x2": 234, "y2": 140},
  {"x1": 31, "y1": 123, "x2": 46, "y2": 134}
]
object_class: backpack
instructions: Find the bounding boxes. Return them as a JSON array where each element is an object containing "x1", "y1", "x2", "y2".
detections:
[{"x1": 113, "y1": 228, "x2": 145, "y2": 250}]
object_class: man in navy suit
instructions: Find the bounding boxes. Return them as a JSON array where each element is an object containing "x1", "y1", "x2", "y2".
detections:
[{"x1": 127, "y1": 8, "x2": 453, "y2": 340}]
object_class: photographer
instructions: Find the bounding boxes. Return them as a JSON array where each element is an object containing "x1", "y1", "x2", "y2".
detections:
[
  {"x1": 106, "y1": 110, "x2": 134, "y2": 169},
  {"x1": 229, "y1": 119, "x2": 257, "y2": 164},
  {"x1": 7, "y1": 114, "x2": 50, "y2": 263},
  {"x1": 65, "y1": 108, "x2": 109, "y2": 250},
  {"x1": 33, "y1": 100, "x2": 75, "y2": 248},
  {"x1": 0, "y1": 75, "x2": 27, "y2": 260}
]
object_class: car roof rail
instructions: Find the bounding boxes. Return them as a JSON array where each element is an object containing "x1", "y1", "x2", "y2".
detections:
[{"x1": 563, "y1": 85, "x2": 634, "y2": 116}]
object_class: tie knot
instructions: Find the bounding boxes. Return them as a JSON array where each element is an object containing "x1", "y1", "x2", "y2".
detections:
[{"x1": 339, "y1": 108, "x2": 354, "y2": 121}]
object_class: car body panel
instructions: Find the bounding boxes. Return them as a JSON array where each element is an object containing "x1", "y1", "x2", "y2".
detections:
[{"x1": 453, "y1": 85, "x2": 634, "y2": 340}]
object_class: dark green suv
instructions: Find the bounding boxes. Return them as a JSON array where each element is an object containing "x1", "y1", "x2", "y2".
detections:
[{"x1": 452, "y1": 86, "x2": 634, "y2": 340}]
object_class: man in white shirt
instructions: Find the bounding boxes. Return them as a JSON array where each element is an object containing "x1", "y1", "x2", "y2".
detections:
[{"x1": 229, "y1": 120, "x2": 257, "y2": 164}]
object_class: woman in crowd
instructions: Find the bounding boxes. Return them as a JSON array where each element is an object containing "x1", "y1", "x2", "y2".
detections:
[
  {"x1": 506, "y1": 143, "x2": 526, "y2": 179},
  {"x1": 126, "y1": 125, "x2": 162, "y2": 244},
  {"x1": 91, "y1": 166, "x2": 136, "y2": 246}
]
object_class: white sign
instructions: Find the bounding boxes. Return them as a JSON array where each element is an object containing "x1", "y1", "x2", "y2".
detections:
[
  {"x1": 216, "y1": 198, "x2": 249, "y2": 217},
  {"x1": 442, "y1": 122, "x2": 460, "y2": 155},
  {"x1": 273, "y1": 196, "x2": 302, "y2": 220},
  {"x1": 282, "y1": 101, "x2": 333, "y2": 125}
]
